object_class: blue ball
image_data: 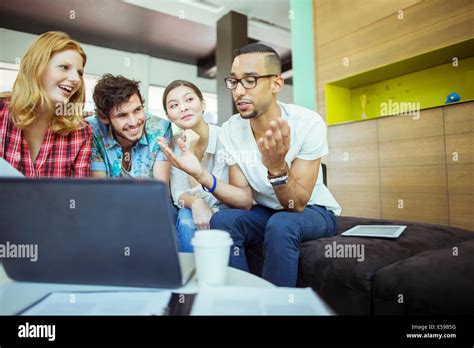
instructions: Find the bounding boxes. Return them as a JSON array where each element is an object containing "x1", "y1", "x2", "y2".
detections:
[{"x1": 445, "y1": 92, "x2": 461, "y2": 104}]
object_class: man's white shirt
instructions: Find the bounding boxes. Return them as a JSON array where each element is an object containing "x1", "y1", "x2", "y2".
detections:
[{"x1": 219, "y1": 101, "x2": 342, "y2": 215}]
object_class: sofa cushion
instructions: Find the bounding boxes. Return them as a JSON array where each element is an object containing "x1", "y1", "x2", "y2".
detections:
[
  {"x1": 297, "y1": 216, "x2": 474, "y2": 315},
  {"x1": 372, "y1": 239, "x2": 474, "y2": 315},
  {"x1": 246, "y1": 216, "x2": 474, "y2": 314},
  {"x1": 332, "y1": 216, "x2": 474, "y2": 253},
  {"x1": 298, "y1": 236, "x2": 409, "y2": 315}
]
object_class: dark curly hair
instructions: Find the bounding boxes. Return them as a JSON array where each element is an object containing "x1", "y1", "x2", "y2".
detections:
[{"x1": 93, "y1": 74, "x2": 145, "y2": 119}]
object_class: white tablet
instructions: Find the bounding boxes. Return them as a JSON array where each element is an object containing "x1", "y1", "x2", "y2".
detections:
[{"x1": 341, "y1": 225, "x2": 407, "y2": 239}]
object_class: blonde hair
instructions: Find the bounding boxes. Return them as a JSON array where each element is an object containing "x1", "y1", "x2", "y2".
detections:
[{"x1": 10, "y1": 31, "x2": 87, "y2": 134}]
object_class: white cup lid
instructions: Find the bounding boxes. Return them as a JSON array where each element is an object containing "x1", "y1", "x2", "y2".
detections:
[{"x1": 191, "y1": 229, "x2": 233, "y2": 247}]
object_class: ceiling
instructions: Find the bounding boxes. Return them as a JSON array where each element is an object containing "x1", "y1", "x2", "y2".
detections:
[
  {"x1": 0, "y1": 0, "x2": 292, "y2": 80},
  {"x1": 124, "y1": 0, "x2": 292, "y2": 48}
]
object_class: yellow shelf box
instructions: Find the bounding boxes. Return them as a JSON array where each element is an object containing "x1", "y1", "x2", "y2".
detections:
[{"x1": 326, "y1": 39, "x2": 474, "y2": 125}]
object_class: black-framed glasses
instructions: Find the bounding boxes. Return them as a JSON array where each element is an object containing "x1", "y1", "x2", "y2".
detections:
[{"x1": 224, "y1": 74, "x2": 278, "y2": 90}]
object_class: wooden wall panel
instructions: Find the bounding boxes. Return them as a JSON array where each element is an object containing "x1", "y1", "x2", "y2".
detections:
[
  {"x1": 379, "y1": 136, "x2": 446, "y2": 167},
  {"x1": 328, "y1": 168, "x2": 380, "y2": 193},
  {"x1": 449, "y1": 194, "x2": 474, "y2": 231},
  {"x1": 444, "y1": 102, "x2": 474, "y2": 135},
  {"x1": 315, "y1": 0, "x2": 474, "y2": 228},
  {"x1": 447, "y1": 164, "x2": 474, "y2": 194},
  {"x1": 332, "y1": 190, "x2": 381, "y2": 218},
  {"x1": 328, "y1": 143, "x2": 379, "y2": 169},
  {"x1": 317, "y1": 11, "x2": 474, "y2": 112},
  {"x1": 381, "y1": 192, "x2": 449, "y2": 225},
  {"x1": 378, "y1": 108, "x2": 443, "y2": 142},
  {"x1": 316, "y1": 0, "x2": 471, "y2": 67},
  {"x1": 380, "y1": 165, "x2": 447, "y2": 194},
  {"x1": 326, "y1": 112, "x2": 380, "y2": 218},
  {"x1": 314, "y1": 0, "x2": 474, "y2": 116},
  {"x1": 445, "y1": 133, "x2": 474, "y2": 164},
  {"x1": 327, "y1": 103, "x2": 472, "y2": 226},
  {"x1": 315, "y1": 0, "x2": 420, "y2": 47},
  {"x1": 328, "y1": 120, "x2": 378, "y2": 147}
]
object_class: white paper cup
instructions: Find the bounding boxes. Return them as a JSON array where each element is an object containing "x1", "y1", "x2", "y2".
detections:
[{"x1": 191, "y1": 229, "x2": 233, "y2": 286}]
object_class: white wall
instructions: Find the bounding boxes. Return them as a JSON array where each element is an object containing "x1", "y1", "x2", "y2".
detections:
[
  {"x1": 0, "y1": 28, "x2": 293, "y2": 109},
  {"x1": 278, "y1": 82, "x2": 293, "y2": 104}
]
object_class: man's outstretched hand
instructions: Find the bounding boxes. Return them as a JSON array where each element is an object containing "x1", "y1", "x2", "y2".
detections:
[{"x1": 256, "y1": 118, "x2": 291, "y2": 176}]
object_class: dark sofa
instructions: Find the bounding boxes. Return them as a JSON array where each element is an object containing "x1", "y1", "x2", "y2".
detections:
[{"x1": 247, "y1": 216, "x2": 474, "y2": 315}]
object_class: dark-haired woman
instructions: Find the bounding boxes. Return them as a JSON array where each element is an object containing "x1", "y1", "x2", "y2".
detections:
[{"x1": 159, "y1": 80, "x2": 233, "y2": 252}]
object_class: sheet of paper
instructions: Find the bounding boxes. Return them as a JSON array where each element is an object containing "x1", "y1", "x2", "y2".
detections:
[
  {"x1": 191, "y1": 286, "x2": 334, "y2": 315},
  {"x1": 20, "y1": 290, "x2": 172, "y2": 315}
]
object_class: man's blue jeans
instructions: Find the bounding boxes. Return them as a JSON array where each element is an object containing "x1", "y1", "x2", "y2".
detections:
[{"x1": 210, "y1": 204, "x2": 337, "y2": 287}]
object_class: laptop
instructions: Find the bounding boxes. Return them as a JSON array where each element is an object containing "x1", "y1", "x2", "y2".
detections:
[{"x1": 0, "y1": 178, "x2": 194, "y2": 288}]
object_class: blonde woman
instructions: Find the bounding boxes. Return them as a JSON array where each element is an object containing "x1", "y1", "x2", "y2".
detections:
[{"x1": 0, "y1": 31, "x2": 92, "y2": 177}]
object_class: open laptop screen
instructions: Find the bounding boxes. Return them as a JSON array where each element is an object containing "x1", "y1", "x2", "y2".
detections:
[{"x1": 0, "y1": 178, "x2": 186, "y2": 288}]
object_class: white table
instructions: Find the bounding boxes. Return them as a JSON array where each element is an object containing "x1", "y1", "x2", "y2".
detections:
[{"x1": 0, "y1": 265, "x2": 274, "y2": 315}]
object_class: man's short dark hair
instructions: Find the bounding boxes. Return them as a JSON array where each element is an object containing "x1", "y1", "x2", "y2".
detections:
[
  {"x1": 233, "y1": 43, "x2": 282, "y2": 74},
  {"x1": 93, "y1": 74, "x2": 145, "y2": 118}
]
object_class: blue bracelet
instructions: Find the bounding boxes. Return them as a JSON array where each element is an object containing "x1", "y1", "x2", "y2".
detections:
[{"x1": 202, "y1": 173, "x2": 217, "y2": 193}]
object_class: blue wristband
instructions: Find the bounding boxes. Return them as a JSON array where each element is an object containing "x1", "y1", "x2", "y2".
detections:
[{"x1": 202, "y1": 173, "x2": 217, "y2": 193}]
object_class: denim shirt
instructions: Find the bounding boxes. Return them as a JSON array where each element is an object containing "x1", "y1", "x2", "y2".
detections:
[{"x1": 86, "y1": 113, "x2": 172, "y2": 178}]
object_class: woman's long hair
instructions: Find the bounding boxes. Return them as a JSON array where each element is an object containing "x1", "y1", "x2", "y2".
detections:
[{"x1": 10, "y1": 31, "x2": 87, "y2": 134}]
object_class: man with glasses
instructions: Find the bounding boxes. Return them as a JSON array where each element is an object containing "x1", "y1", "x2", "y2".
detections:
[
  {"x1": 159, "y1": 43, "x2": 341, "y2": 287},
  {"x1": 215, "y1": 42, "x2": 342, "y2": 287}
]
